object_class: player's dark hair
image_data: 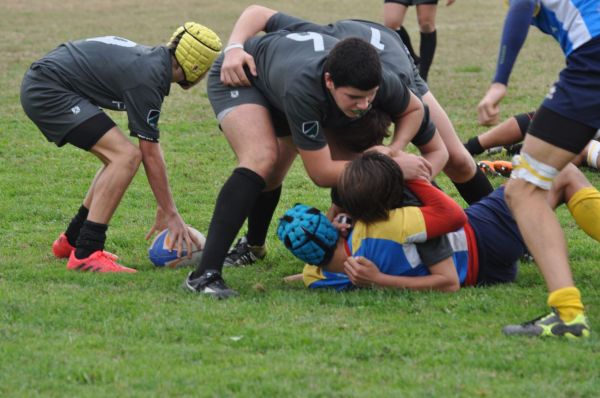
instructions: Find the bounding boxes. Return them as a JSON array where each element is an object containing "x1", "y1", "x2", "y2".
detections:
[
  {"x1": 324, "y1": 38, "x2": 381, "y2": 90},
  {"x1": 328, "y1": 108, "x2": 392, "y2": 152},
  {"x1": 167, "y1": 30, "x2": 185, "y2": 56},
  {"x1": 338, "y1": 152, "x2": 404, "y2": 224}
]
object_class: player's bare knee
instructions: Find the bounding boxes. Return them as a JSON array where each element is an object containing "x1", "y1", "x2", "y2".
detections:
[
  {"x1": 418, "y1": 21, "x2": 435, "y2": 33},
  {"x1": 119, "y1": 145, "x2": 142, "y2": 174},
  {"x1": 504, "y1": 178, "x2": 532, "y2": 209},
  {"x1": 444, "y1": 154, "x2": 475, "y2": 180},
  {"x1": 241, "y1": 151, "x2": 278, "y2": 179}
]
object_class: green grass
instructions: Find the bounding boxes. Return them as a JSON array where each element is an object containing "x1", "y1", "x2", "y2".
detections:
[{"x1": 1, "y1": 1, "x2": 600, "y2": 396}]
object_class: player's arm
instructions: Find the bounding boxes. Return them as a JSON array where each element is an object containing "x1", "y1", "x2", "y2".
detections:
[
  {"x1": 415, "y1": 130, "x2": 449, "y2": 178},
  {"x1": 138, "y1": 140, "x2": 200, "y2": 255},
  {"x1": 220, "y1": 5, "x2": 278, "y2": 86},
  {"x1": 385, "y1": 91, "x2": 437, "y2": 180},
  {"x1": 298, "y1": 146, "x2": 348, "y2": 187},
  {"x1": 344, "y1": 255, "x2": 460, "y2": 292},
  {"x1": 406, "y1": 179, "x2": 467, "y2": 237},
  {"x1": 477, "y1": 0, "x2": 536, "y2": 125},
  {"x1": 388, "y1": 90, "x2": 424, "y2": 152}
]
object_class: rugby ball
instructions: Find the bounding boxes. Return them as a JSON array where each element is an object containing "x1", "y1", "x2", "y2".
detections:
[{"x1": 148, "y1": 227, "x2": 206, "y2": 268}]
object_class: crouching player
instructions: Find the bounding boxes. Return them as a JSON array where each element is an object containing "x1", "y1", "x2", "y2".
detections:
[
  {"x1": 278, "y1": 152, "x2": 600, "y2": 338},
  {"x1": 20, "y1": 23, "x2": 221, "y2": 272}
]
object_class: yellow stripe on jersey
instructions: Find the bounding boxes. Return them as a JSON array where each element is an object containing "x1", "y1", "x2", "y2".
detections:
[
  {"x1": 303, "y1": 264, "x2": 324, "y2": 287},
  {"x1": 351, "y1": 206, "x2": 427, "y2": 254}
]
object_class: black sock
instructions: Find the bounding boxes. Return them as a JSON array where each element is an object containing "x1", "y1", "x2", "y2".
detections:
[
  {"x1": 192, "y1": 168, "x2": 266, "y2": 277},
  {"x1": 247, "y1": 185, "x2": 282, "y2": 247},
  {"x1": 396, "y1": 27, "x2": 419, "y2": 62},
  {"x1": 419, "y1": 30, "x2": 437, "y2": 81},
  {"x1": 65, "y1": 205, "x2": 89, "y2": 246},
  {"x1": 464, "y1": 136, "x2": 485, "y2": 156},
  {"x1": 75, "y1": 220, "x2": 108, "y2": 259},
  {"x1": 453, "y1": 167, "x2": 494, "y2": 205}
]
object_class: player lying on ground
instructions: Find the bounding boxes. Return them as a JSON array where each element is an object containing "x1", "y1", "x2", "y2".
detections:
[
  {"x1": 464, "y1": 112, "x2": 600, "y2": 170},
  {"x1": 21, "y1": 24, "x2": 221, "y2": 272},
  {"x1": 278, "y1": 152, "x2": 600, "y2": 337}
]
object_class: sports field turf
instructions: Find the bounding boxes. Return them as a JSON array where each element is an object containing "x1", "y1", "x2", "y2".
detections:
[{"x1": 1, "y1": 1, "x2": 599, "y2": 396}]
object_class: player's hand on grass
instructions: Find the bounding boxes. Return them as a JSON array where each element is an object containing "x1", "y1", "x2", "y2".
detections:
[
  {"x1": 477, "y1": 83, "x2": 507, "y2": 126},
  {"x1": 344, "y1": 256, "x2": 381, "y2": 288},
  {"x1": 393, "y1": 152, "x2": 432, "y2": 181},
  {"x1": 446, "y1": 0, "x2": 456, "y2": 6},
  {"x1": 220, "y1": 47, "x2": 257, "y2": 86}
]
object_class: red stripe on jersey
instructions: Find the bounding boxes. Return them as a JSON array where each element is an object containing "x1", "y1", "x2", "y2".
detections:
[
  {"x1": 463, "y1": 222, "x2": 479, "y2": 286},
  {"x1": 406, "y1": 180, "x2": 467, "y2": 238}
]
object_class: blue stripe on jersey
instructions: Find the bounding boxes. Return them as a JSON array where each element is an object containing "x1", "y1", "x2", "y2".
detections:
[
  {"x1": 535, "y1": 0, "x2": 600, "y2": 55},
  {"x1": 308, "y1": 270, "x2": 352, "y2": 291}
]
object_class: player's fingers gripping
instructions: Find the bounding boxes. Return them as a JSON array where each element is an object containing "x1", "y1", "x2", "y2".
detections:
[
  {"x1": 188, "y1": 226, "x2": 202, "y2": 251},
  {"x1": 245, "y1": 53, "x2": 257, "y2": 79},
  {"x1": 182, "y1": 230, "x2": 194, "y2": 259},
  {"x1": 175, "y1": 232, "x2": 184, "y2": 258}
]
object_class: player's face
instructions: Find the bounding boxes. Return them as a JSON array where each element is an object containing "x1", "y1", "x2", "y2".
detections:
[{"x1": 326, "y1": 77, "x2": 379, "y2": 119}]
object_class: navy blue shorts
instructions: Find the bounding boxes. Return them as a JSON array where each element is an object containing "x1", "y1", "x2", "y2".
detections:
[
  {"x1": 542, "y1": 36, "x2": 600, "y2": 131},
  {"x1": 465, "y1": 186, "x2": 527, "y2": 286}
]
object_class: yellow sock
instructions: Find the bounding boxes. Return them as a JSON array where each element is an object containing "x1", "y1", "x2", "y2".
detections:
[
  {"x1": 567, "y1": 186, "x2": 600, "y2": 242},
  {"x1": 547, "y1": 287, "x2": 584, "y2": 322}
]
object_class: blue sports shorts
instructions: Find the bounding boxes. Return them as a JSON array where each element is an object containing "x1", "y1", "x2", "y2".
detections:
[
  {"x1": 542, "y1": 36, "x2": 600, "y2": 130},
  {"x1": 465, "y1": 186, "x2": 526, "y2": 286}
]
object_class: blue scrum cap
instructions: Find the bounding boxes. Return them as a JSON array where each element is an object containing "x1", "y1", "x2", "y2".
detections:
[{"x1": 277, "y1": 204, "x2": 339, "y2": 266}]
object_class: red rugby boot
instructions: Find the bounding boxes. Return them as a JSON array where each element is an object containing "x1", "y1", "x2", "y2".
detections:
[
  {"x1": 67, "y1": 250, "x2": 137, "y2": 273},
  {"x1": 52, "y1": 233, "x2": 74, "y2": 258}
]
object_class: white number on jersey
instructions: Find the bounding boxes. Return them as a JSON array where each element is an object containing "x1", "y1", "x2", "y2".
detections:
[
  {"x1": 286, "y1": 32, "x2": 325, "y2": 52},
  {"x1": 370, "y1": 27, "x2": 385, "y2": 50},
  {"x1": 86, "y1": 36, "x2": 137, "y2": 47}
]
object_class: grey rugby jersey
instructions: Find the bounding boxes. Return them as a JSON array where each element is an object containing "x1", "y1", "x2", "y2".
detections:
[
  {"x1": 32, "y1": 36, "x2": 172, "y2": 142},
  {"x1": 243, "y1": 26, "x2": 411, "y2": 150}
]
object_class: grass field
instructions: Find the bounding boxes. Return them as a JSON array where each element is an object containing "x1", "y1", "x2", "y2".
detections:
[{"x1": 1, "y1": 0, "x2": 599, "y2": 396}]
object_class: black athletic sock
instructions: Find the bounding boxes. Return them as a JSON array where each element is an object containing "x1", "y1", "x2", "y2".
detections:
[
  {"x1": 453, "y1": 167, "x2": 494, "y2": 205},
  {"x1": 75, "y1": 220, "x2": 108, "y2": 259},
  {"x1": 396, "y1": 27, "x2": 419, "y2": 63},
  {"x1": 192, "y1": 168, "x2": 266, "y2": 277},
  {"x1": 464, "y1": 136, "x2": 485, "y2": 156},
  {"x1": 65, "y1": 205, "x2": 89, "y2": 246},
  {"x1": 419, "y1": 30, "x2": 437, "y2": 81},
  {"x1": 247, "y1": 185, "x2": 282, "y2": 247}
]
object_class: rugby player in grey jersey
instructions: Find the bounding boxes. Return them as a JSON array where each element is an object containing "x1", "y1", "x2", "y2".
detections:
[
  {"x1": 241, "y1": 6, "x2": 492, "y2": 205},
  {"x1": 184, "y1": 5, "x2": 480, "y2": 297},
  {"x1": 20, "y1": 23, "x2": 221, "y2": 273}
]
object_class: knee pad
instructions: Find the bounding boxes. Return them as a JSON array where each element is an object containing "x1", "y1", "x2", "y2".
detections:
[
  {"x1": 511, "y1": 152, "x2": 559, "y2": 190},
  {"x1": 567, "y1": 186, "x2": 600, "y2": 242}
]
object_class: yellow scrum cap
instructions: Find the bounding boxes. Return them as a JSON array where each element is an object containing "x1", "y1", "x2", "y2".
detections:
[{"x1": 168, "y1": 22, "x2": 222, "y2": 83}]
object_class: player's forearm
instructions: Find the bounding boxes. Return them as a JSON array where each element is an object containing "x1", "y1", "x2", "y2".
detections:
[
  {"x1": 374, "y1": 273, "x2": 459, "y2": 292},
  {"x1": 227, "y1": 5, "x2": 277, "y2": 45},
  {"x1": 493, "y1": 0, "x2": 535, "y2": 84},
  {"x1": 304, "y1": 160, "x2": 348, "y2": 187},
  {"x1": 140, "y1": 141, "x2": 178, "y2": 216},
  {"x1": 389, "y1": 96, "x2": 424, "y2": 153},
  {"x1": 417, "y1": 133, "x2": 448, "y2": 178}
]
